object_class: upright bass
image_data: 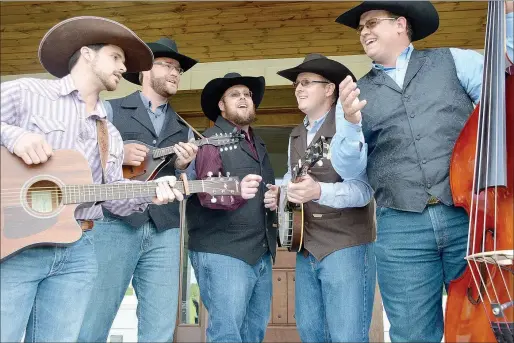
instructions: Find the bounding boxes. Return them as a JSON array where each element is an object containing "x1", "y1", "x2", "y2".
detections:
[{"x1": 445, "y1": 1, "x2": 513, "y2": 342}]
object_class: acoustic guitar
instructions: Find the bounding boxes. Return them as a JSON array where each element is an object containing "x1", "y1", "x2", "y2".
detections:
[
  {"x1": 277, "y1": 136, "x2": 330, "y2": 252},
  {"x1": 123, "y1": 132, "x2": 244, "y2": 181},
  {"x1": 0, "y1": 147, "x2": 240, "y2": 261}
]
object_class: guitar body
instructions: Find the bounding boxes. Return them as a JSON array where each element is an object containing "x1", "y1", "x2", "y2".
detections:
[
  {"x1": 122, "y1": 140, "x2": 170, "y2": 181},
  {"x1": 0, "y1": 147, "x2": 88, "y2": 262}
]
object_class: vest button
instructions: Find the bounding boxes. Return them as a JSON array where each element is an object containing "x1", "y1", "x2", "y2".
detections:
[
  {"x1": 422, "y1": 159, "x2": 427, "y2": 164},
  {"x1": 416, "y1": 134, "x2": 421, "y2": 140},
  {"x1": 410, "y1": 114, "x2": 415, "y2": 118},
  {"x1": 152, "y1": 140, "x2": 157, "y2": 144},
  {"x1": 427, "y1": 183, "x2": 432, "y2": 188}
]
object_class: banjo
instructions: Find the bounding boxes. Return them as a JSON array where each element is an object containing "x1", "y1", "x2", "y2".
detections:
[{"x1": 278, "y1": 136, "x2": 330, "y2": 252}]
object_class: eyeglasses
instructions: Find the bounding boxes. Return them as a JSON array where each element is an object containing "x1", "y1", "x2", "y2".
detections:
[
  {"x1": 224, "y1": 90, "x2": 253, "y2": 99},
  {"x1": 357, "y1": 17, "x2": 397, "y2": 35},
  {"x1": 293, "y1": 79, "x2": 330, "y2": 88},
  {"x1": 153, "y1": 61, "x2": 184, "y2": 75}
]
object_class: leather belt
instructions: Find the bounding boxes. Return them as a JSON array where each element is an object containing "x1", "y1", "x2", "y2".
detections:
[
  {"x1": 427, "y1": 196, "x2": 440, "y2": 205},
  {"x1": 78, "y1": 220, "x2": 94, "y2": 232}
]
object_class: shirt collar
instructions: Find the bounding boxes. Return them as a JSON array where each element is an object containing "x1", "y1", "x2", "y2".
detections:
[
  {"x1": 303, "y1": 110, "x2": 329, "y2": 130},
  {"x1": 372, "y1": 43, "x2": 414, "y2": 71},
  {"x1": 139, "y1": 91, "x2": 168, "y2": 113},
  {"x1": 59, "y1": 74, "x2": 106, "y2": 119},
  {"x1": 59, "y1": 74, "x2": 78, "y2": 96}
]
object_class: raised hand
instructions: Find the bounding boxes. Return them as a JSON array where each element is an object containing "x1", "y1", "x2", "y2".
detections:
[
  {"x1": 264, "y1": 184, "x2": 279, "y2": 211},
  {"x1": 338, "y1": 75, "x2": 367, "y2": 124},
  {"x1": 240, "y1": 174, "x2": 262, "y2": 200}
]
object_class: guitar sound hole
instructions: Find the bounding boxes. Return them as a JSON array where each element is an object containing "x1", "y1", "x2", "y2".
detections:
[{"x1": 26, "y1": 180, "x2": 62, "y2": 215}]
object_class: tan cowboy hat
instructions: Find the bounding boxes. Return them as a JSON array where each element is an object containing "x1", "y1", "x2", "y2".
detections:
[{"x1": 38, "y1": 16, "x2": 154, "y2": 78}]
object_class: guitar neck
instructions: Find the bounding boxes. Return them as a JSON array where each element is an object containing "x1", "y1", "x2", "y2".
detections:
[
  {"x1": 152, "y1": 138, "x2": 209, "y2": 158},
  {"x1": 62, "y1": 179, "x2": 210, "y2": 204}
]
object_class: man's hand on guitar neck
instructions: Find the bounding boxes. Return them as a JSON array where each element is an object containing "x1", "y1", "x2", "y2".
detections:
[
  {"x1": 152, "y1": 175, "x2": 184, "y2": 205},
  {"x1": 13, "y1": 133, "x2": 53, "y2": 165},
  {"x1": 264, "y1": 184, "x2": 279, "y2": 211},
  {"x1": 124, "y1": 143, "x2": 149, "y2": 166},
  {"x1": 287, "y1": 174, "x2": 321, "y2": 204},
  {"x1": 173, "y1": 138, "x2": 198, "y2": 170}
]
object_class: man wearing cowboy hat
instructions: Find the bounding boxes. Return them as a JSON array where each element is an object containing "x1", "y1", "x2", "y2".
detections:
[
  {"x1": 186, "y1": 73, "x2": 276, "y2": 342},
  {"x1": 330, "y1": 2, "x2": 514, "y2": 341},
  {"x1": 79, "y1": 37, "x2": 199, "y2": 342},
  {"x1": 0, "y1": 17, "x2": 182, "y2": 342},
  {"x1": 264, "y1": 53, "x2": 376, "y2": 342}
]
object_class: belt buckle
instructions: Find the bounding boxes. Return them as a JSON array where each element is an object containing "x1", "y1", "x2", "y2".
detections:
[
  {"x1": 79, "y1": 220, "x2": 94, "y2": 232},
  {"x1": 427, "y1": 196, "x2": 440, "y2": 205}
]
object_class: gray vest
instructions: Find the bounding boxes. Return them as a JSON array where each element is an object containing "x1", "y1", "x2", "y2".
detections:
[
  {"x1": 106, "y1": 91, "x2": 190, "y2": 230},
  {"x1": 290, "y1": 107, "x2": 376, "y2": 261},
  {"x1": 358, "y1": 48, "x2": 474, "y2": 212},
  {"x1": 186, "y1": 116, "x2": 277, "y2": 265}
]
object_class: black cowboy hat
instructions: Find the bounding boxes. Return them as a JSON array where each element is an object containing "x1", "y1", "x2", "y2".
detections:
[
  {"x1": 335, "y1": 1, "x2": 439, "y2": 42},
  {"x1": 277, "y1": 53, "x2": 356, "y2": 87},
  {"x1": 39, "y1": 16, "x2": 153, "y2": 78},
  {"x1": 201, "y1": 72, "x2": 265, "y2": 122},
  {"x1": 123, "y1": 37, "x2": 198, "y2": 85}
]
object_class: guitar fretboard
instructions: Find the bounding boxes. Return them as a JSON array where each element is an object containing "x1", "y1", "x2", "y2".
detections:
[
  {"x1": 62, "y1": 180, "x2": 234, "y2": 204},
  {"x1": 152, "y1": 139, "x2": 209, "y2": 159}
]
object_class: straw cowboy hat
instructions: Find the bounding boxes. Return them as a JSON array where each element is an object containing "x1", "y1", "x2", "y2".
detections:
[{"x1": 38, "y1": 16, "x2": 154, "y2": 78}]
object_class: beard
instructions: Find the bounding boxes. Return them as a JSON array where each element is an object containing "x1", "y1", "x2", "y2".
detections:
[
  {"x1": 91, "y1": 58, "x2": 118, "y2": 91},
  {"x1": 223, "y1": 104, "x2": 256, "y2": 126},
  {"x1": 150, "y1": 70, "x2": 178, "y2": 97}
]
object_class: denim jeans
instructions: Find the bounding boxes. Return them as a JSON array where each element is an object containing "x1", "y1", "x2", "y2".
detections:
[
  {"x1": 79, "y1": 216, "x2": 180, "y2": 342},
  {"x1": 375, "y1": 204, "x2": 469, "y2": 342},
  {"x1": 189, "y1": 251, "x2": 272, "y2": 343},
  {"x1": 0, "y1": 231, "x2": 97, "y2": 342},
  {"x1": 295, "y1": 243, "x2": 376, "y2": 342}
]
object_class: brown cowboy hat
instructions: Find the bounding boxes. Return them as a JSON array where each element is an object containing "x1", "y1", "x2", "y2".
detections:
[
  {"x1": 124, "y1": 37, "x2": 198, "y2": 85},
  {"x1": 335, "y1": 1, "x2": 439, "y2": 42},
  {"x1": 277, "y1": 53, "x2": 356, "y2": 86},
  {"x1": 39, "y1": 16, "x2": 154, "y2": 78},
  {"x1": 201, "y1": 73, "x2": 265, "y2": 122}
]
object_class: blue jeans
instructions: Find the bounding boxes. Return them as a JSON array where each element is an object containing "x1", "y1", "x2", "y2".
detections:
[
  {"x1": 0, "y1": 231, "x2": 97, "y2": 342},
  {"x1": 375, "y1": 204, "x2": 469, "y2": 342},
  {"x1": 189, "y1": 251, "x2": 272, "y2": 343},
  {"x1": 79, "y1": 216, "x2": 180, "y2": 342},
  {"x1": 295, "y1": 243, "x2": 376, "y2": 342}
]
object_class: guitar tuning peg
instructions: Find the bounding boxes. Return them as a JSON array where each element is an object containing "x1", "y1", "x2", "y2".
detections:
[
  {"x1": 218, "y1": 171, "x2": 222, "y2": 177},
  {"x1": 226, "y1": 172, "x2": 230, "y2": 177},
  {"x1": 233, "y1": 145, "x2": 238, "y2": 149},
  {"x1": 229, "y1": 146, "x2": 233, "y2": 150},
  {"x1": 210, "y1": 196, "x2": 217, "y2": 203},
  {"x1": 316, "y1": 160, "x2": 323, "y2": 167},
  {"x1": 207, "y1": 171, "x2": 213, "y2": 177}
]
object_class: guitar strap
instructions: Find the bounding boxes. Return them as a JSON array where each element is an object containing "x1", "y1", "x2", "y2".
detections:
[{"x1": 96, "y1": 119, "x2": 109, "y2": 184}]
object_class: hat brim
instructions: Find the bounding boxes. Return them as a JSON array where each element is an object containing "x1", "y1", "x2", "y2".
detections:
[
  {"x1": 335, "y1": 1, "x2": 439, "y2": 41},
  {"x1": 277, "y1": 58, "x2": 356, "y2": 86},
  {"x1": 39, "y1": 16, "x2": 153, "y2": 78},
  {"x1": 123, "y1": 42, "x2": 198, "y2": 85},
  {"x1": 201, "y1": 76, "x2": 265, "y2": 122}
]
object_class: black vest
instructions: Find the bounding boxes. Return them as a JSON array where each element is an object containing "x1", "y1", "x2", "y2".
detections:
[
  {"x1": 357, "y1": 48, "x2": 475, "y2": 212},
  {"x1": 106, "y1": 91, "x2": 190, "y2": 230},
  {"x1": 186, "y1": 116, "x2": 277, "y2": 265}
]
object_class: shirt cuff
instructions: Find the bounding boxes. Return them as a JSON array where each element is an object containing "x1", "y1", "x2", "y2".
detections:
[{"x1": 313, "y1": 182, "x2": 333, "y2": 207}]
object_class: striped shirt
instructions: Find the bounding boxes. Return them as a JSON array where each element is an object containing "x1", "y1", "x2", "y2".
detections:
[{"x1": 1, "y1": 74, "x2": 150, "y2": 220}]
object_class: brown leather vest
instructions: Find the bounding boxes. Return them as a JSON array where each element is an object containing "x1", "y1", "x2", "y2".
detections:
[{"x1": 289, "y1": 106, "x2": 376, "y2": 261}]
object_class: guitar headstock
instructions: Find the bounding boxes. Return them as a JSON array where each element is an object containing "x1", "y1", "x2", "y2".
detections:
[
  {"x1": 203, "y1": 172, "x2": 241, "y2": 199},
  {"x1": 199, "y1": 133, "x2": 245, "y2": 152},
  {"x1": 291, "y1": 136, "x2": 331, "y2": 179}
]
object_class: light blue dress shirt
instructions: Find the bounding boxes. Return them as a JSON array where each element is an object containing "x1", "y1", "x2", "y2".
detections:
[
  {"x1": 282, "y1": 111, "x2": 373, "y2": 209},
  {"x1": 330, "y1": 12, "x2": 514, "y2": 180}
]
